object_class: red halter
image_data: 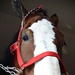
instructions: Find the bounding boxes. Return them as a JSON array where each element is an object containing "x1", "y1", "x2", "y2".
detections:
[
  {"x1": 10, "y1": 6, "x2": 69, "y2": 75},
  {"x1": 10, "y1": 24, "x2": 69, "y2": 75}
]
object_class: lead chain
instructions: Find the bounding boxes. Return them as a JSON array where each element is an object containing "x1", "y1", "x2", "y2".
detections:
[{"x1": 0, "y1": 64, "x2": 23, "y2": 75}]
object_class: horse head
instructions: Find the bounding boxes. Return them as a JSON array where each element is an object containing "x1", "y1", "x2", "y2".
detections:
[{"x1": 10, "y1": 0, "x2": 69, "y2": 75}]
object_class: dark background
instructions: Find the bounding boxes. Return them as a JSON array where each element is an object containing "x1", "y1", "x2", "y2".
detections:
[{"x1": 0, "y1": 0, "x2": 75, "y2": 75}]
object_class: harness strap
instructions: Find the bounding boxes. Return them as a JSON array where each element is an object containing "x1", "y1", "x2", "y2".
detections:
[
  {"x1": 10, "y1": 42, "x2": 68, "y2": 75},
  {"x1": 21, "y1": 51, "x2": 67, "y2": 73},
  {"x1": 10, "y1": 25, "x2": 24, "y2": 67},
  {"x1": 10, "y1": 42, "x2": 24, "y2": 67}
]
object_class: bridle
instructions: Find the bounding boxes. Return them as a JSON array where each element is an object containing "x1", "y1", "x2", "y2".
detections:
[{"x1": 10, "y1": 6, "x2": 69, "y2": 75}]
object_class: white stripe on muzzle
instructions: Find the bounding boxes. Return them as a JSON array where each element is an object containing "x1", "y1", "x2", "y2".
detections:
[{"x1": 28, "y1": 19, "x2": 61, "y2": 75}]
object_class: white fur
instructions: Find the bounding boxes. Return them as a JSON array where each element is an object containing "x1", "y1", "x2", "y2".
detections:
[{"x1": 28, "y1": 19, "x2": 61, "y2": 75}]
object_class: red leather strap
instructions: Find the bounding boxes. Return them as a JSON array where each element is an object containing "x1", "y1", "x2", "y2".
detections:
[
  {"x1": 10, "y1": 42, "x2": 67, "y2": 73},
  {"x1": 10, "y1": 42, "x2": 24, "y2": 67},
  {"x1": 10, "y1": 26, "x2": 23, "y2": 54},
  {"x1": 10, "y1": 26, "x2": 24, "y2": 67},
  {"x1": 10, "y1": 26, "x2": 68, "y2": 74},
  {"x1": 21, "y1": 51, "x2": 67, "y2": 73},
  {"x1": 10, "y1": 42, "x2": 19, "y2": 55}
]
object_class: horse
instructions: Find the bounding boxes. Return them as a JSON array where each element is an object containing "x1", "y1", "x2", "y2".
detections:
[{"x1": 0, "y1": 0, "x2": 69, "y2": 75}]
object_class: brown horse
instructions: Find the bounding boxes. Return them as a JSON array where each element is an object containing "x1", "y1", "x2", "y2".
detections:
[{"x1": 0, "y1": 0, "x2": 69, "y2": 75}]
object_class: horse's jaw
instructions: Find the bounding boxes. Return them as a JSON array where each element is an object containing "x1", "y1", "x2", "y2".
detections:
[{"x1": 28, "y1": 19, "x2": 61, "y2": 75}]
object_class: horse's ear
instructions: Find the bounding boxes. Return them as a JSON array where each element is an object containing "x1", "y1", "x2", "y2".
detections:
[
  {"x1": 11, "y1": 0, "x2": 28, "y2": 19},
  {"x1": 50, "y1": 14, "x2": 59, "y2": 27}
]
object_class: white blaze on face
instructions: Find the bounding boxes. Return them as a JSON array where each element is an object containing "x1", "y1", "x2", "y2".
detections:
[{"x1": 28, "y1": 19, "x2": 61, "y2": 75}]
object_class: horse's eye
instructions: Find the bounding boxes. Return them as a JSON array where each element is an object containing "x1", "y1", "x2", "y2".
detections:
[{"x1": 23, "y1": 34, "x2": 29, "y2": 41}]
